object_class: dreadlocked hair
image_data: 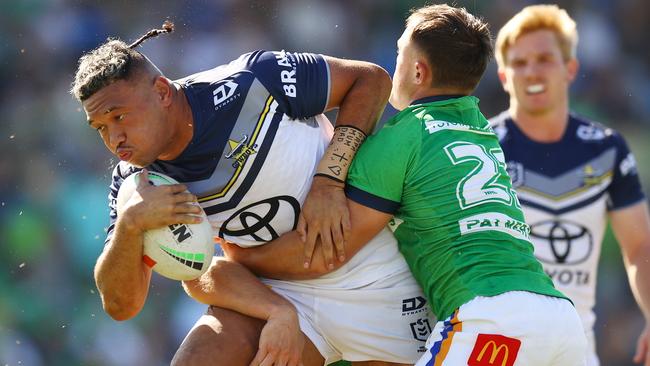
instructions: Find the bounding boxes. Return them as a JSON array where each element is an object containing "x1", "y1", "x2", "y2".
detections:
[{"x1": 70, "y1": 21, "x2": 174, "y2": 101}]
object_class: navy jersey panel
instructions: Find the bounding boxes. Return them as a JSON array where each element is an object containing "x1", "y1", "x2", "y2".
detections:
[
  {"x1": 607, "y1": 130, "x2": 645, "y2": 209},
  {"x1": 105, "y1": 163, "x2": 142, "y2": 245},
  {"x1": 248, "y1": 50, "x2": 329, "y2": 119},
  {"x1": 490, "y1": 111, "x2": 645, "y2": 214}
]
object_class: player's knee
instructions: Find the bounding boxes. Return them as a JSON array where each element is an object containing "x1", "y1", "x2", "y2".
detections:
[
  {"x1": 171, "y1": 331, "x2": 257, "y2": 366},
  {"x1": 170, "y1": 344, "x2": 205, "y2": 366},
  {"x1": 172, "y1": 307, "x2": 263, "y2": 366}
]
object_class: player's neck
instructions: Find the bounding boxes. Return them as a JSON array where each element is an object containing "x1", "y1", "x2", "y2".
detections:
[
  {"x1": 411, "y1": 86, "x2": 470, "y2": 103},
  {"x1": 159, "y1": 83, "x2": 195, "y2": 161},
  {"x1": 509, "y1": 102, "x2": 569, "y2": 143}
]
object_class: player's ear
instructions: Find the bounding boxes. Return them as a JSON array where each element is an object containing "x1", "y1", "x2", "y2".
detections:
[
  {"x1": 414, "y1": 60, "x2": 429, "y2": 86},
  {"x1": 153, "y1": 76, "x2": 173, "y2": 107},
  {"x1": 497, "y1": 68, "x2": 509, "y2": 93},
  {"x1": 566, "y1": 58, "x2": 579, "y2": 83}
]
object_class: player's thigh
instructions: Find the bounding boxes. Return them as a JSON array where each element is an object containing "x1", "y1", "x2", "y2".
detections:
[
  {"x1": 269, "y1": 278, "x2": 431, "y2": 364},
  {"x1": 303, "y1": 334, "x2": 326, "y2": 366},
  {"x1": 171, "y1": 305, "x2": 265, "y2": 366}
]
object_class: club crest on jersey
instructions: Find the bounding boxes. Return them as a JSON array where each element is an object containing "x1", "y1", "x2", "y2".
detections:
[
  {"x1": 225, "y1": 134, "x2": 257, "y2": 168},
  {"x1": 582, "y1": 165, "x2": 599, "y2": 185}
]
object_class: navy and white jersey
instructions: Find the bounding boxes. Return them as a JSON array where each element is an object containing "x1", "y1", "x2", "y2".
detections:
[
  {"x1": 490, "y1": 111, "x2": 646, "y2": 334},
  {"x1": 105, "y1": 50, "x2": 410, "y2": 289}
]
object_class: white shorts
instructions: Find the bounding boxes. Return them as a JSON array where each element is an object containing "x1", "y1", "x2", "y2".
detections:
[
  {"x1": 267, "y1": 269, "x2": 435, "y2": 364},
  {"x1": 415, "y1": 291, "x2": 587, "y2": 366}
]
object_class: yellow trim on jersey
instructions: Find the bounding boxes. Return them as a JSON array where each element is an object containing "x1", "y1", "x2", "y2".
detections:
[
  {"x1": 198, "y1": 95, "x2": 274, "y2": 202},
  {"x1": 517, "y1": 170, "x2": 613, "y2": 202}
]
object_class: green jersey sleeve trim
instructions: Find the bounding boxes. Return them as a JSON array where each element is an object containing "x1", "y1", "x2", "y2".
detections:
[{"x1": 345, "y1": 185, "x2": 400, "y2": 214}]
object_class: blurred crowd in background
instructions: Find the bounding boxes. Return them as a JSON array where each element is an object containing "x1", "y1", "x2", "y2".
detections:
[{"x1": 1, "y1": 0, "x2": 649, "y2": 365}]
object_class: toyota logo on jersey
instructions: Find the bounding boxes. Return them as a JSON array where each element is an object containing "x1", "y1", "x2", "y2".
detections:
[
  {"x1": 219, "y1": 196, "x2": 300, "y2": 242},
  {"x1": 529, "y1": 220, "x2": 593, "y2": 265}
]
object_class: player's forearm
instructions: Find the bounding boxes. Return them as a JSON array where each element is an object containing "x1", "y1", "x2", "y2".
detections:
[
  {"x1": 316, "y1": 61, "x2": 391, "y2": 182},
  {"x1": 226, "y1": 231, "x2": 328, "y2": 280},
  {"x1": 228, "y1": 225, "x2": 380, "y2": 280},
  {"x1": 228, "y1": 200, "x2": 391, "y2": 279},
  {"x1": 94, "y1": 216, "x2": 151, "y2": 321},
  {"x1": 624, "y1": 242, "x2": 650, "y2": 320},
  {"x1": 182, "y1": 257, "x2": 296, "y2": 321}
]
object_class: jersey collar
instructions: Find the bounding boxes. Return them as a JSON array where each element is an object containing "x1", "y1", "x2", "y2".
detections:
[{"x1": 410, "y1": 94, "x2": 466, "y2": 106}]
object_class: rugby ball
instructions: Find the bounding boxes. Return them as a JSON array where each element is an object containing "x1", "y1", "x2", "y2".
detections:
[{"x1": 116, "y1": 171, "x2": 214, "y2": 281}]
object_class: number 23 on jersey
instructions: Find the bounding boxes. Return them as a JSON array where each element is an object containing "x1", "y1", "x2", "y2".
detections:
[{"x1": 444, "y1": 141, "x2": 520, "y2": 210}]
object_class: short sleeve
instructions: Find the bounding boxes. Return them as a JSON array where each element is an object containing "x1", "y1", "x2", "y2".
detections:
[
  {"x1": 248, "y1": 50, "x2": 329, "y2": 119},
  {"x1": 346, "y1": 118, "x2": 419, "y2": 214},
  {"x1": 607, "y1": 132, "x2": 646, "y2": 210},
  {"x1": 105, "y1": 163, "x2": 141, "y2": 245}
]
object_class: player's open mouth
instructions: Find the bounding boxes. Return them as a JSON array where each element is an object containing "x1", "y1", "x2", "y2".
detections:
[{"x1": 526, "y1": 84, "x2": 545, "y2": 95}]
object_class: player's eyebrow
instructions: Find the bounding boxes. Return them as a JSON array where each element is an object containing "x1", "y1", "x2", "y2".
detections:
[{"x1": 87, "y1": 106, "x2": 121, "y2": 125}]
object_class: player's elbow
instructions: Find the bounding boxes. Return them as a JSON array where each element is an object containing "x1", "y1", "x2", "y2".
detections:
[
  {"x1": 101, "y1": 295, "x2": 142, "y2": 321},
  {"x1": 182, "y1": 278, "x2": 207, "y2": 304},
  {"x1": 94, "y1": 272, "x2": 144, "y2": 320},
  {"x1": 365, "y1": 63, "x2": 392, "y2": 102}
]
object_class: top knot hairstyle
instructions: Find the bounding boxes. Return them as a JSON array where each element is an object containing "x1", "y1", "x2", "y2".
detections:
[
  {"x1": 71, "y1": 21, "x2": 175, "y2": 102},
  {"x1": 128, "y1": 20, "x2": 174, "y2": 49}
]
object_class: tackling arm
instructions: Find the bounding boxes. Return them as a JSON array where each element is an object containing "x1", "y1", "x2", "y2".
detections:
[
  {"x1": 313, "y1": 56, "x2": 393, "y2": 183},
  {"x1": 298, "y1": 57, "x2": 392, "y2": 268},
  {"x1": 223, "y1": 200, "x2": 393, "y2": 280}
]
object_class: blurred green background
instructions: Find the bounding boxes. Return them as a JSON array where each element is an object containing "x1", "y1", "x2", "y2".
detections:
[{"x1": 1, "y1": 0, "x2": 649, "y2": 365}]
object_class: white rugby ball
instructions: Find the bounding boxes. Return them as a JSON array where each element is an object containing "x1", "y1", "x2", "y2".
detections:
[{"x1": 116, "y1": 171, "x2": 214, "y2": 281}]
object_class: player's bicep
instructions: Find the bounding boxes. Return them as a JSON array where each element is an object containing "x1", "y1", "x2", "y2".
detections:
[
  {"x1": 323, "y1": 56, "x2": 390, "y2": 113},
  {"x1": 323, "y1": 56, "x2": 358, "y2": 111}
]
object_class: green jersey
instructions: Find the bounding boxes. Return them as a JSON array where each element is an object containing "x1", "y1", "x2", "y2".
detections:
[{"x1": 347, "y1": 95, "x2": 565, "y2": 319}]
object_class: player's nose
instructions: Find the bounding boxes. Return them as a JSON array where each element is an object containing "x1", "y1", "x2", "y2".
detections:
[{"x1": 108, "y1": 126, "x2": 126, "y2": 150}]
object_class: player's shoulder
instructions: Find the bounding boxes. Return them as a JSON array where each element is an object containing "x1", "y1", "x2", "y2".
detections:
[
  {"x1": 175, "y1": 51, "x2": 263, "y2": 86},
  {"x1": 488, "y1": 110, "x2": 512, "y2": 142},
  {"x1": 110, "y1": 162, "x2": 141, "y2": 188},
  {"x1": 378, "y1": 108, "x2": 425, "y2": 138},
  {"x1": 107, "y1": 162, "x2": 142, "y2": 210},
  {"x1": 570, "y1": 113, "x2": 626, "y2": 147}
]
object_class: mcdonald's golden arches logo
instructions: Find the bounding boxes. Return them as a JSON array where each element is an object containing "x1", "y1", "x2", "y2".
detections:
[{"x1": 468, "y1": 334, "x2": 521, "y2": 366}]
